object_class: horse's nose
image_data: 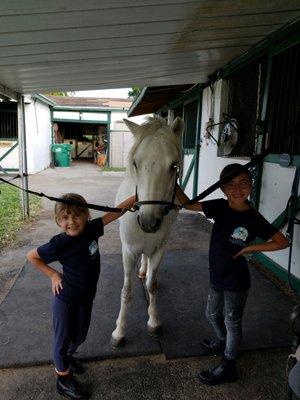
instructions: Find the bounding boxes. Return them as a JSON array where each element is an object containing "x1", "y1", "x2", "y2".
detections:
[{"x1": 138, "y1": 214, "x2": 162, "y2": 233}]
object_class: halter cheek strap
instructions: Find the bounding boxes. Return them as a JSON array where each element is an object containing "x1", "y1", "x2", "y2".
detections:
[{"x1": 133, "y1": 170, "x2": 181, "y2": 214}]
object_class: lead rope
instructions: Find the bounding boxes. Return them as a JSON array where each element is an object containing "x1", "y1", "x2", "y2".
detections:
[{"x1": 0, "y1": 174, "x2": 133, "y2": 213}]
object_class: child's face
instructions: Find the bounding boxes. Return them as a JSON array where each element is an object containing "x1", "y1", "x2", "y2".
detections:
[
  {"x1": 57, "y1": 209, "x2": 89, "y2": 236},
  {"x1": 222, "y1": 172, "x2": 252, "y2": 207}
]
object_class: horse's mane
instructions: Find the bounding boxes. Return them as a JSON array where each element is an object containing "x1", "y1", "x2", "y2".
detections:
[{"x1": 127, "y1": 116, "x2": 180, "y2": 170}]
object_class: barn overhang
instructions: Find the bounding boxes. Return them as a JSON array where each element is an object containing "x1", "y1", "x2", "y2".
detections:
[
  {"x1": 128, "y1": 18, "x2": 300, "y2": 117},
  {"x1": 0, "y1": 2, "x2": 299, "y2": 95}
]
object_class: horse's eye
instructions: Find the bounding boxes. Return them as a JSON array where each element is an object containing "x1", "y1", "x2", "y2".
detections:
[
  {"x1": 170, "y1": 162, "x2": 179, "y2": 172},
  {"x1": 133, "y1": 160, "x2": 137, "y2": 169}
]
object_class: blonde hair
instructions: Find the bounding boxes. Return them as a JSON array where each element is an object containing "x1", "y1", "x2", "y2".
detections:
[{"x1": 54, "y1": 193, "x2": 89, "y2": 225}]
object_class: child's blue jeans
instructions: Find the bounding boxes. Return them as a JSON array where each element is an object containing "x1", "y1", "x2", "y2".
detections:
[
  {"x1": 53, "y1": 296, "x2": 93, "y2": 372},
  {"x1": 205, "y1": 285, "x2": 248, "y2": 360}
]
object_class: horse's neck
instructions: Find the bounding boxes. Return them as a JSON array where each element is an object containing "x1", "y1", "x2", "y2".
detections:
[{"x1": 116, "y1": 170, "x2": 135, "y2": 202}]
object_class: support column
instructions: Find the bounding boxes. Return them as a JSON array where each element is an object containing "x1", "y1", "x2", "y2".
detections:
[{"x1": 17, "y1": 94, "x2": 29, "y2": 219}]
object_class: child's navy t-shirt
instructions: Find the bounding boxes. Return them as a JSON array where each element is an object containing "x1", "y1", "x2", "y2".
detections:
[
  {"x1": 37, "y1": 218, "x2": 104, "y2": 304},
  {"x1": 202, "y1": 199, "x2": 278, "y2": 291}
]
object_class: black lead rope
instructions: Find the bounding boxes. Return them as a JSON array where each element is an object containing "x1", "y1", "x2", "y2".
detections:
[
  {"x1": 185, "y1": 152, "x2": 269, "y2": 206},
  {"x1": 0, "y1": 176, "x2": 129, "y2": 213},
  {"x1": 0, "y1": 152, "x2": 268, "y2": 214}
]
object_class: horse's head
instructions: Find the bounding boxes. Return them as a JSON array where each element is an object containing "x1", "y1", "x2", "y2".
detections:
[{"x1": 125, "y1": 116, "x2": 184, "y2": 233}]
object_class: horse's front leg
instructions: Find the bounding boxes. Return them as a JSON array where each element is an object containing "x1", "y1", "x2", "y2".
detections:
[
  {"x1": 138, "y1": 253, "x2": 148, "y2": 279},
  {"x1": 146, "y1": 248, "x2": 164, "y2": 335},
  {"x1": 111, "y1": 249, "x2": 137, "y2": 347}
]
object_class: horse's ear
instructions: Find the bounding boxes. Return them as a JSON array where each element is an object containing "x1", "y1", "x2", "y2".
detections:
[
  {"x1": 171, "y1": 117, "x2": 185, "y2": 137},
  {"x1": 123, "y1": 119, "x2": 141, "y2": 136}
]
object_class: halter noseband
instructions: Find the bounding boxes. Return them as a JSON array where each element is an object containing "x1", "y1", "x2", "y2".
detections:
[{"x1": 133, "y1": 166, "x2": 181, "y2": 215}]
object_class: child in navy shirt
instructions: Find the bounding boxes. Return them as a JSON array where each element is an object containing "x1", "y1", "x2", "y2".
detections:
[
  {"x1": 176, "y1": 163, "x2": 288, "y2": 385},
  {"x1": 27, "y1": 192, "x2": 135, "y2": 399}
]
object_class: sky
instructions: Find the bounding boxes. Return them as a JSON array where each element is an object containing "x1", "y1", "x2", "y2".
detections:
[{"x1": 73, "y1": 88, "x2": 131, "y2": 99}]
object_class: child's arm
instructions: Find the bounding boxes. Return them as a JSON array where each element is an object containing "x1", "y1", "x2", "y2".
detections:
[
  {"x1": 176, "y1": 185, "x2": 203, "y2": 212},
  {"x1": 233, "y1": 231, "x2": 289, "y2": 259},
  {"x1": 102, "y1": 195, "x2": 136, "y2": 226},
  {"x1": 27, "y1": 249, "x2": 63, "y2": 295}
]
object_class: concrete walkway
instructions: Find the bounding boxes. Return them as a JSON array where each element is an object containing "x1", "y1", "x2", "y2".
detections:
[{"x1": 0, "y1": 161, "x2": 293, "y2": 400}]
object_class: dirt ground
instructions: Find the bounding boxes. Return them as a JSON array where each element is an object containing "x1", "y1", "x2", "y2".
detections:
[{"x1": 0, "y1": 161, "x2": 296, "y2": 400}]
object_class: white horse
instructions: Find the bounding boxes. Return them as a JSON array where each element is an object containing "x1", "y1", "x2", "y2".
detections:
[{"x1": 111, "y1": 116, "x2": 185, "y2": 347}]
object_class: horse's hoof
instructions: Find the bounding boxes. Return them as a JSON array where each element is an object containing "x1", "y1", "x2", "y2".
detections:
[
  {"x1": 138, "y1": 272, "x2": 146, "y2": 279},
  {"x1": 147, "y1": 324, "x2": 161, "y2": 337},
  {"x1": 110, "y1": 336, "x2": 126, "y2": 348}
]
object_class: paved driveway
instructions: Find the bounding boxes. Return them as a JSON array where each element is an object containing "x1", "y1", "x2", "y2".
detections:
[{"x1": 0, "y1": 161, "x2": 293, "y2": 400}]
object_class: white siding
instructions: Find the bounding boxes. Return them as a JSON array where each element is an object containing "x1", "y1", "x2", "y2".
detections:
[{"x1": 25, "y1": 99, "x2": 52, "y2": 174}]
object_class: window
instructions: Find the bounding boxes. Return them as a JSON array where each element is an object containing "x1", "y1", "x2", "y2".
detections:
[
  {"x1": 219, "y1": 60, "x2": 266, "y2": 157},
  {"x1": 0, "y1": 108, "x2": 17, "y2": 140},
  {"x1": 183, "y1": 99, "x2": 198, "y2": 150},
  {"x1": 266, "y1": 43, "x2": 300, "y2": 155}
]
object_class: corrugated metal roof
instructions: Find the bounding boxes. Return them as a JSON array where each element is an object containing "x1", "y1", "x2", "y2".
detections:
[
  {"x1": 0, "y1": 1, "x2": 299, "y2": 94},
  {"x1": 128, "y1": 85, "x2": 195, "y2": 116}
]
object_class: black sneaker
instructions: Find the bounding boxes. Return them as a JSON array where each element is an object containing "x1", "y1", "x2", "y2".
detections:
[
  {"x1": 200, "y1": 338, "x2": 226, "y2": 355},
  {"x1": 56, "y1": 374, "x2": 89, "y2": 399},
  {"x1": 68, "y1": 355, "x2": 85, "y2": 375},
  {"x1": 198, "y1": 357, "x2": 238, "y2": 386}
]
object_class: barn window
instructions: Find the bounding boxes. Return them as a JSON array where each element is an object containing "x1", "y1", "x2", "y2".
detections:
[
  {"x1": 219, "y1": 60, "x2": 265, "y2": 157},
  {"x1": 0, "y1": 106, "x2": 17, "y2": 140},
  {"x1": 183, "y1": 99, "x2": 198, "y2": 151},
  {"x1": 266, "y1": 42, "x2": 300, "y2": 155}
]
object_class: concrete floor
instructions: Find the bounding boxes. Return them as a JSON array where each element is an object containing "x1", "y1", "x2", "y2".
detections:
[{"x1": 0, "y1": 160, "x2": 295, "y2": 400}]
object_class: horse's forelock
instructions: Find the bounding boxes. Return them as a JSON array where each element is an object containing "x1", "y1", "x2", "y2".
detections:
[
  {"x1": 128, "y1": 116, "x2": 180, "y2": 171},
  {"x1": 127, "y1": 116, "x2": 180, "y2": 170}
]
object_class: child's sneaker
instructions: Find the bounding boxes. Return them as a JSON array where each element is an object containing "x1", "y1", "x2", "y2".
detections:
[
  {"x1": 56, "y1": 374, "x2": 88, "y2": 399},
  {"x1": 200, "y1": 338, "x2": 226, "y2": 354}
]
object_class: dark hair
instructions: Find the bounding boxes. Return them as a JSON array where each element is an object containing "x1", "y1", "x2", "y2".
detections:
[
  {"x1": 220, "y1": 163, "x2": 252, "y2": 187},
  {"x1": 54, "y1": 193, "x2": 89, "y2": 225}
]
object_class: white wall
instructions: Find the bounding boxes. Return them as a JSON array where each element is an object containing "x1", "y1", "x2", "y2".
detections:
[
  {"x1": 25, "y1": 98, "x2": 52, "y2": 174},
  {"x1": 0, "y1": 140, "x2": 18, "y2": 170},
  {"x1": 0, "y1": 98, "x2": 52, "y2": 174},
  {"x1": 109, "y1": 112, "x2": 151, "y2": 168},
  {"x1": 259, "y1": 162, "x2": 299, "y2": 279}
]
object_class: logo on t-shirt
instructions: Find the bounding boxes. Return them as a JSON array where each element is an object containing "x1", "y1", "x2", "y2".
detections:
[
  {"x1": 89, "y1": 240, "x2": 98, "y2": 256},
  {"x1": 229, "y1": 227, "x2": 249, "y2": 246}
]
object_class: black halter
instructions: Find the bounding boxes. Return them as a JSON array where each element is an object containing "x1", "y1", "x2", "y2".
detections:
[{"x1": 133, "y1": 167, "x2": 180, "y2": 215}]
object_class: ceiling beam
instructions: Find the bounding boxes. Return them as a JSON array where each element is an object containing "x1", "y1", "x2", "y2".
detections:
[{"x1": 0, "y1": 83, "x2": 18, "y2": 100}]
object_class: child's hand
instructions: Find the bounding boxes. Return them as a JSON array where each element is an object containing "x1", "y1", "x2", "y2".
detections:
[
  {"x1": 233, "y1": 247, "x2": 250, "y2": 259},
  {"x1": 51, "y1": 271, "x2": 63, "y2": 296}
]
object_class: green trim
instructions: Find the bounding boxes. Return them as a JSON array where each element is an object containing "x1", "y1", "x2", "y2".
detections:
[
  {"x1": 0, "y1": 141, "x2": 18, "y2": 162},
  {"x1": 161, "y1": 84, "x2": 204, "y2": 112},
  {"x1": 182, "y1": 154, "x2": 195, "y2": 190},
  {"x1": 193, "y1": 94, "x2": 202, "y2": 198},
  {"x1": 128, "y1": 87, "x2": 147, "y2": 117},
  {"x1": 264, "y1": 154, "x2": 300, "y2": 166},
  {"x1": 53, "y1": 106, "x2": 123, "y2": 113},
  {"x1": 217, "y1": 18, "x2": 300, "y2": 79},
  {"x1": 0, "y1": 168, "x2": 18, "y2": 172},
  {"x1": 0, "y1": 137, "x2": 17, "y2": 140},
  {"x1": 271, "y1": 197, "x2": 300, "y2": 229},
  {"x1": 52, "y1": 118, "x2": 109, "y2": 124},
  {"x1": 32, "y1": 94, "x2": 56, "y2": 107},
  {"x1": 254, "y1": 252, "x2": 300, "y2": 293}
]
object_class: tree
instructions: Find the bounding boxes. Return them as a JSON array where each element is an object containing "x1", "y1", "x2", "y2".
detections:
[
  {"x1": 44, "y1": 91, "x2": 74, "y2": 96},
  {"x1": 128, "y1": 87, "x2": 142, "y2": 101}
]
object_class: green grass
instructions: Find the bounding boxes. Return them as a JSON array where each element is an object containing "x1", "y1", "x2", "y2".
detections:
[
  {"x1": 101, "y1": 166, "x2": 126, "y2": 172},
  {"x1": 0, "y1": 184, "x2": 42, "y2": 250}
]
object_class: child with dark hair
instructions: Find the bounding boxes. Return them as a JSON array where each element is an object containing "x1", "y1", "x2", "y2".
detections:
[
  {"x1": 176, "y1": 163, "x2": 288, "y2": 385},
  {"x1": 27, "y1": 192, "x2": 135, "y2": 399}
]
